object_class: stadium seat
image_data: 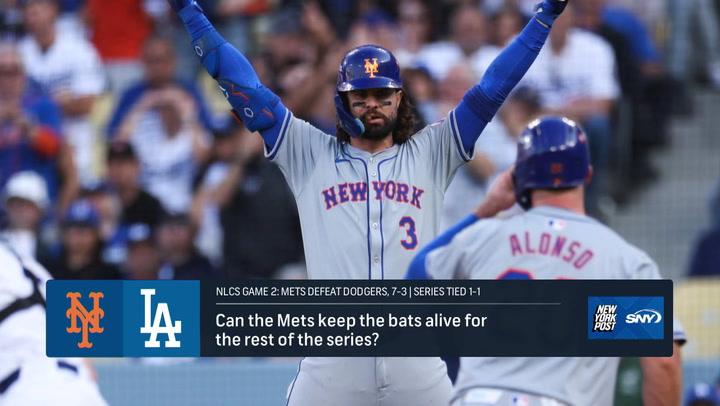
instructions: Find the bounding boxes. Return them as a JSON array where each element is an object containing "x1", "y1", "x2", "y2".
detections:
[{"x1": 675, "y1": 277, "x2": 720, "y2": 359}]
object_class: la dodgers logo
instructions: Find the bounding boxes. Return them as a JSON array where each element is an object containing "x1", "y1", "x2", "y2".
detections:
[
  {"x1": 140, "y1": 289, "x2": 182, "y2": 348},
  {"x1": 66, "y1": 292, "x2": 104, "y2": 348},
  {"x1": 364, "y1": 58, "x2": 379, "y2": 78}
]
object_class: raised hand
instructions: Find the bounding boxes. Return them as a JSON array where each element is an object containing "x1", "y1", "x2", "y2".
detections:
[
  {"x1": 474, "y1": 167, "x2": 517, "y2": 219},
  {"x1": 535, "y1": 0, "x2": 568, "y2": 27}
]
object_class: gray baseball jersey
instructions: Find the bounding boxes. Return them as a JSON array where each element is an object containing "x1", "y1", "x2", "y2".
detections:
[
  {"x1": 272, "y1": 111, "x2": 467, "y2": 405},
  {"x1": 425, "y1": 205, "x2": 686, "y2": 406},
  {"x1": 268, "y1": 110, "x2": 469, "y2": 279}
]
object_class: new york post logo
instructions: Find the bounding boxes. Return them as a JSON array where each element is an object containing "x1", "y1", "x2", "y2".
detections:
[
  {"x1": 592, "y1": 304, "x2": 617, "y2": 332},
  {"x1": 588, "y1": 296, "x2": 664, "y2": 340},
  {"x1": 65, "y1": 292, "x2": 104, "y2": 348}
]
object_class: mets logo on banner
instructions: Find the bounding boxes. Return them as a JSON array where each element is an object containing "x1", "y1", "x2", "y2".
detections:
[
  {"x1": 364, "y1": 58, "x2": 379, "y2": 78},
  {"x1": 65, "y1": 292, "x2": 104, "y2": 348},
  {"x1": 47, "y1": 280, "x2": 198, "y2": 357}
]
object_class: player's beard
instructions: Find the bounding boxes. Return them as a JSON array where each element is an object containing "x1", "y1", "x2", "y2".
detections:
[{"x1": 360, "y1": 110, "x2": 397, "y2": 140}]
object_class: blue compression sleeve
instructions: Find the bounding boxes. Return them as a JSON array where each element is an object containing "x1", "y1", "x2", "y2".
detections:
[
  {"x1": 454, "y1": 16, "x2": 551, "y2": 154},
  {"x1": 177, "y1": 3, "x2": 286, "y2": 145},
  {"x1": 405, "y1": 214, "x2": 480, "y2": 280}
]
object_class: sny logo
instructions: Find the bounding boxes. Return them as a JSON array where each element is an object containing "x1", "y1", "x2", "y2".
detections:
[
  {"x1": 626, "y1": 309, "x2": 662, "y2": 324},
  {"x1": 66, "y1": 292, "x2": 104, "y2": 348},
  {"x1": 140, "y1": 289, "x2": 182, "y2": 348},
  {"x1": 364, "y1": 58, "x2": 379, "y2": 78},
  {"x1": 592, "y1": 304, "x2": 617, "y2": 332}
]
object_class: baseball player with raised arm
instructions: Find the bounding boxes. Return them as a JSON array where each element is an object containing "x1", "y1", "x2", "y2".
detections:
[
  {"x1": 0, "y1": 241, "x2": 107, "y2": 405},
  {"x1": 407, "y1": 116, "x2": 685, "y2": 406},
  {"x1": 168, "y1": 0, "x2": 567, "y2": 404}
]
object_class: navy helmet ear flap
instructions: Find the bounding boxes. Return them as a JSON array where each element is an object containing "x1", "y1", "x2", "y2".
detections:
[
  {"x1": 512, "y1": 169, "x2": 532, "y2": 210},
  {"x1": 334, "y1": 93, "x2": 365, "y2": 137}
]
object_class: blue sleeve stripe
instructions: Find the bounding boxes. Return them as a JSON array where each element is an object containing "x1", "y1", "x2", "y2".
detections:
[
  {"x1": 449, "y1": 109, "x2": 472, "y2": 162},
  {"x1": 406, "y1": 213, "x2": 480, "y2": 280},
  {"x1": 264, "y1": 108, "x2": 291, "y2": 161}
]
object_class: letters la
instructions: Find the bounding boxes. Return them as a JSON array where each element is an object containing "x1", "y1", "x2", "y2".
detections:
[{"x1": 140, "y1": 289, "x2": 182, "y2": 348}]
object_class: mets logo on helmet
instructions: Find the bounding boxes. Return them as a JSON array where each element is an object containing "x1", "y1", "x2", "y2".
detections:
[
  {"x1": 364, "y1": 58, "x2": 379, "y2": 78},
  {"x1": 65, "y1": 291, "x2": 104, "y2": 348}
]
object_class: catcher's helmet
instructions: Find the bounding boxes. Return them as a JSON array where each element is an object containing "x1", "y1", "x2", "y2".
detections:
[
  {"x1": 513, "y1": 116, "x2": 591, "y2": 209},
  {"x1": 334, "y1": 45, "x2": 402, "y2": 137}
]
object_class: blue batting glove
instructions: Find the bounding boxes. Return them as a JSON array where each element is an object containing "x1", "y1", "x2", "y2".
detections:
[
  {"x1": 167, "y1": 0, "x2": 196, "y2": 13},
  {"x1": 534, "y1": 0, "x2": 568, "y2": 27}
]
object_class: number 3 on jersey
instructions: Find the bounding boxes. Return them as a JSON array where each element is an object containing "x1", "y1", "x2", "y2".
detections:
[{"x1": 399, "y1": 216, "x2": 418, "y2": 250}]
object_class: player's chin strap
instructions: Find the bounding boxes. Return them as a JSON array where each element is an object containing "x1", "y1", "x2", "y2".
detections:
[{"x1": 334, "y1": 94, "x2": 365, "y2": 137}]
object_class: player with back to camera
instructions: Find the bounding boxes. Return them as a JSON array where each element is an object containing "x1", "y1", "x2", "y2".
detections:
[
  {"x1": 168, "y1": 0, "x2": 568, "y2": 404},
  {"x1": 0, "y1": 241, "x2": 107, "y2": 405},
  {"x1": 407, "y1": 116, "x2": 686, "y2": 406}
]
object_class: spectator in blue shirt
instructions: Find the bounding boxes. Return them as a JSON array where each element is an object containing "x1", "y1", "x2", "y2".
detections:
[
  {"x1": 574, "y1": 0, "x2": 677, "y2": 192},
  {"x1": 106, "y1": 34, "x2": 215, "y2": 139},
  {"x1": 688, "y1": 177, "x2": 720, "y2": 277},
  {"x1": 42, "y1": 199, "x2": 123, "y2": 280},
  {"x1": 601, "y1": 7, "x2": 660, "y2": 68},
  {"x1": 157, "y1": 213, "x2": 219, "y2": 280},
  {"x1": 0, "y1": 41, "x2": 77, "y2": 213}
]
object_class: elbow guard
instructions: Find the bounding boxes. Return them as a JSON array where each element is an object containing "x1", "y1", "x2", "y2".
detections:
[
  {"x1": 221, "y1": 81, "x2": 281, "y2": 132},
  {"x1": 179, "y1": 5, "x2": 280, "y2": 132},
  {"x1": 194, "y1": 35, "x2": 281, "y2": 132}
]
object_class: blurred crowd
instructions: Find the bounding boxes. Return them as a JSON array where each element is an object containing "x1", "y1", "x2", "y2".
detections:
[{"x1": 0, "y1": 0, "x2": 719, "y2": 281}]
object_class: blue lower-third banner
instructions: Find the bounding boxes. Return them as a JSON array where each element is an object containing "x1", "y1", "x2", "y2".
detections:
[{"x1": 46, "y1": 279, "x2": 674, "y2": 357}]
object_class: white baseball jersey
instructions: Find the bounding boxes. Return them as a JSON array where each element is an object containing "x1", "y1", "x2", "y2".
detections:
[
  {"x1": 19, "y1": 30, "x2": 105, "y2": 185},
  {"x1": 268, "y1": 110, "x2": 470, "y2": 279},
  {"x1": 425, "y1": 205, "x2": 686, "y2": 406},
  {"x1": 0, "y1": 242, "x2": 106, "y2": 405},
  {"x1": 129, "y1": 112, "x2": 208, "y2": 213},
  {"x1": 519, "y1": 29, "x2": 620, "y2": 110}
]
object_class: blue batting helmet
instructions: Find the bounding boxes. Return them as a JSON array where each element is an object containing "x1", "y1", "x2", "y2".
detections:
[
  {"x1": 513, "y1": 116, "x2": 591, "y2": 210},
  {"x1": 334, "y1": 45, "x2": 403, "y2": 137},
  {"x1": 685, "y1": 383, "x2": 720, "y2": 406}
]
